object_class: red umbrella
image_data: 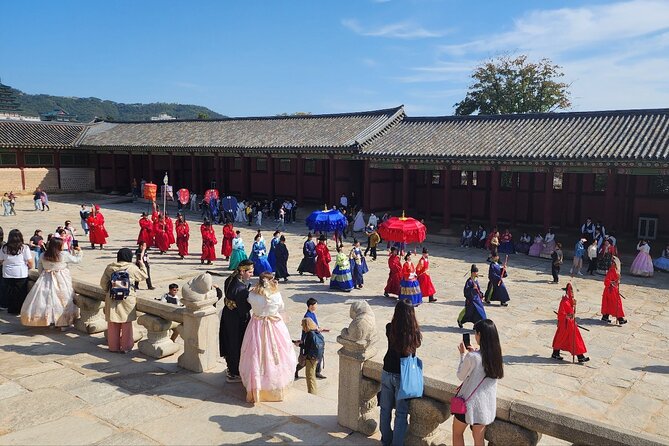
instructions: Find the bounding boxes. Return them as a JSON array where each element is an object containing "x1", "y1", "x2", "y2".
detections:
[{"x1": 378, "y1": 212, "x2": 426, "y2": 244}]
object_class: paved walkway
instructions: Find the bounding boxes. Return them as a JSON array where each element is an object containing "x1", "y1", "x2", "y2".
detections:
[{"x1": 0, "y1": 195, "x2": 667, "y2": 444}]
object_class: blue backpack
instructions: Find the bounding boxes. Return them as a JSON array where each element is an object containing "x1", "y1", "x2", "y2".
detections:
[
  {"x1": 110, "y1": 269, "x2": 131, "y2": 300},
  {"x1": 304, "y1": 331, "x2": 325, "y2": 360}
]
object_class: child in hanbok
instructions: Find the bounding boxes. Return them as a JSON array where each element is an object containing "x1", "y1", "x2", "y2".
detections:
[
  {"x1": 630, "y1": 240, "x2": 653, "y2": 277},
  {"x1": 400, "y1": 252, "x2": 422, "y2": 306}
]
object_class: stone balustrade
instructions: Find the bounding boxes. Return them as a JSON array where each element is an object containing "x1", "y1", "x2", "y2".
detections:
[
  {"x1": 27, "y1": 270, "x2": 218, "y2": 373},
  {"x1": 337, "y1": 302, "x2": 667, "y2": 446}
]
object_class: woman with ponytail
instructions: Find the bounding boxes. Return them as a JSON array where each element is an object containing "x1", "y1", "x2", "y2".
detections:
[{"x1": 239, "y1": 272, "x2": 297, "y2": 403}]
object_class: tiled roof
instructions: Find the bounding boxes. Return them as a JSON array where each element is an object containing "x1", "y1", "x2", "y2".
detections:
[
  {"x1": 360, "y1": 109, "x2": 669, "y2": 161},
  {"x1": 81, "y1": 106, "x2": 405, "y2": 152},
  {"x1": 0, "y1": 120, "x2": 88, "y2": 149}
]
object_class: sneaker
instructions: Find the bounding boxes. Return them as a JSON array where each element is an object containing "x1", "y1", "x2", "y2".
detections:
[
  {"x1": 618, "y1": 318, "x2": 628, "y2": 325},
  {"x1": 551, "y1": 353, "x2": 563, "y2": 360},
  {"x1": 316, "y1": 374, "x2": 327, "y2": 380},
  {"x1": 578, "y1": 356, "x2": 590, "y2": 363},
  {"x1": 226, "y1": 374, "x2": 242, "y2": 383},
  {"x1": 501, "y1": 302, "x2": 508, "y2": 307},
  {"x1": 577, "y1": 271, "x2": 584, "y2": 276},
  {"x1": 384, "y1": 292, "x2": 390, "y2": 298}
]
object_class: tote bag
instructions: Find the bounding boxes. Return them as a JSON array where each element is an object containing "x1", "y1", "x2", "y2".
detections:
[{"x1": 398, "y1": 355, "x2": 424, "y2": 400}]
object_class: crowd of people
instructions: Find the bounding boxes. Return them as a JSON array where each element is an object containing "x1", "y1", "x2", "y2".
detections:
[{"x1": 2, "y1": 188, "x2": 669, "y2": 446}]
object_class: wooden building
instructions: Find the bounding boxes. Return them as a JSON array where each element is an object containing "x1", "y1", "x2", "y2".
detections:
[{"x1": 1, "y1": 105, "x2": 668, "y2": 238}]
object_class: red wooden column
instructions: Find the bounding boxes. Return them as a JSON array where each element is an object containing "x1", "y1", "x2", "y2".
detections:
[
  {"x1": 560, "y1": 172, "x2": 570, "y2": 228},
  {"x1": 268, "y1": 155, "x2": 275, "y2": 200},
  {"x1": 147, "y1": 151, "x2": 154, "y2": 183},
  {"x1": 111, "y1": 152, "x2": 119, "y2": 190},
  {"x1": 242, "y1": 155, "x2": 250, "y2": 198},
  {"x1": 190, "y1": 153, "x2": 197, "y2": 192},
  {"x1": 94, "y1": 153, "x2": 101, "y2": 190},
  {"x1": 604, "y1": 169, "x2": 617, "y2": 226},
  {"x1": 214, "y1": 153, "x2": 221, "y2": 191},
  {"x1": 128, "y1": 152, "x2": 134, "y2": 185},
  {"x1": 54, "y1": 149, "x2": 62, "y2": 190},
  {"x1": 363, "y1": 160, "x2": 371, "y2": 211},
  {"x1": 328, "y1": 155, "x2": 336, "y2": 206},
  {"x1": 169, "y1": 152, "x2": 175, "y2": 188},
  {"x1": 442, "y1": 167, "x2": 451, "y2": 228},
  {"x1": 18, "y1": 150, "x2": 26, "y2": 191},
  {"x1": 489, "y1": 169, "x2": 500, "y2": 226},
  {"x1": 402, "y1": 165, "x2": 410, "y2": 212},
  {"x1": 466, "y1": 171, "x2": 473, "y2": 223},
  {"x1": 543, "y1": 169, "x2": 554, "y2": 232},
  {"x1": 296, "y1": 155, "x2": 304, "y2": 204},
  {"x1": 425, "y1": 170, "x2": 432, "y2": 218}
]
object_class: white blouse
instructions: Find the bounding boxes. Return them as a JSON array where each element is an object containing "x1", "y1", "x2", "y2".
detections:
[
  {"x1": 456, "y1": 351, "x2": 498, "y2": 426},
  {"x1": 637, "y1": 242, "x2": 651, "y2": 254},
  {"x1": 248, "y1": 291, "x2": 284, "y2": 317}
]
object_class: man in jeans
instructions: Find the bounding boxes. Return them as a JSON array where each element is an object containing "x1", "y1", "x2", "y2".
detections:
[{"x1": 33, "y1": 189, "x2": 43, "y2": 211}]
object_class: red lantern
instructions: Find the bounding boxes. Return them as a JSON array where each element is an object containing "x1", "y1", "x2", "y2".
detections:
[{"x1": 143, "y1": 183, "x2": 157, "y2": 201}]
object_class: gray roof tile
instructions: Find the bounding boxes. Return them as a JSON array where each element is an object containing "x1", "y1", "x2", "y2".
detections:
[{"x1": 0, "y1": 120, "x2": 87, "y2": 149}]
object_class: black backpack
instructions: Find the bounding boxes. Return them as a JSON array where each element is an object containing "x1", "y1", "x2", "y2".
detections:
[
  {"x1": 304, "y1": 331, "x2": 325, "y2": 360},
  {"x1": 110, "y1": 269, "x2": 131, "y2": 300}
]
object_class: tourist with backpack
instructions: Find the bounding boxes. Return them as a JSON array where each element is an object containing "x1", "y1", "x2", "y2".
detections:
[
  {"x1": 300, "y1": 318, "x2": 325, "y2": 394},
  {"x1": 99, "y1": 248, "x2": 147, "y2": 353}
]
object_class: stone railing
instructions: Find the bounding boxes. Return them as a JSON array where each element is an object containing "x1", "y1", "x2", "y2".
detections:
[
  {"x1": 28, "y1": 270, "x2": 219, "y2": 373},
  {"x1": 336, "y1": 302, "x2": 667, "y2": 446}
]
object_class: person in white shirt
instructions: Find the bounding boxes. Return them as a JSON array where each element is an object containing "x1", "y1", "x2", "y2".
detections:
[
  {"x1": 340, "y1": 194, "x2": 348, "y2": 209},
  {"x1": 190, "y1": 193, "x2": 198, "y2": 211},
  {"x1": 284, "y1": 201, "x2": 293, "y2": 224},
  {"x1": 367, "y1": 213, "x2": 378, "y2": 228},
  {"x1": 0, "y1": 229, "x2": 34, "y2": 314}
]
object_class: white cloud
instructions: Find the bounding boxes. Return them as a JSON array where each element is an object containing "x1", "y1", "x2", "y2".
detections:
[
  {"x1": 361, "y1": 58, "x2": 378, "y2": 67},
  {"x1": 394, "y1": 61, "x2": 474, "y2": 83},
  {"x1": 342, "y1": 18, "x2": 446, "y2": 39}
]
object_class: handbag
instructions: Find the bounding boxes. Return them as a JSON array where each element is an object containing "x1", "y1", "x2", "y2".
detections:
[
  {"x1": 450, "y1": 376, "x2": 486, "y2": 415},
  {"x1": 397, "y1": 355, "x2": 424, "y2": 400}
]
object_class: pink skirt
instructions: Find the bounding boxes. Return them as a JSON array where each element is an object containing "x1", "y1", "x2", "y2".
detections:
[
  {"x1": 239, "y1": 315, "x2": 298, "y2": 403},
  {"x1": 630, "y1": 252, "x2": 654, "y2": 277}
]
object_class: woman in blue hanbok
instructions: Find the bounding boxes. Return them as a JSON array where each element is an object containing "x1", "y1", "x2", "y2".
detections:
[
  {"x1": 349, "y1": 239, "x2": 368, "y2": 289},
  {"x1": 457, "y1": 264, "x2": 487, "y2": 328},
  {"x1": 330, "y1": 246, "x2": 354, "y2": 292},
  {"x1": 267, "y1": 231, "x2": 281, "y2": 271},
  {"x1": 249, "y1": 234, "x2": 272, "y2": 276},
  {"x1": 653, "y1": 243, "x2": 669, "y2": 272},
  {"x1": 228, "y1": 231, "x2": 248, "y2": 271}
]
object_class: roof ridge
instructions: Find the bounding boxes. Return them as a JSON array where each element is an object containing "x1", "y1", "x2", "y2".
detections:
[{"x1": 404, "y1": 108, "x2": 669, "y2": 122}]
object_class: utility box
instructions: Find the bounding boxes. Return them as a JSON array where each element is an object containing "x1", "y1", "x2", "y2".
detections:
[{"x1": 638, "y1": 215, "x2": 658, "y2": 240}]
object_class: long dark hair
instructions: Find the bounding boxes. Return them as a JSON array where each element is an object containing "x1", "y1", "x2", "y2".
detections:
[
  {"x1": 389, "y1": 299, "x2": 422, "y2": 356},
  {"x1": 43, "y1": 237, "x2": 63, "y2": 262},
  {"x1": 0, "y1": 226, "x2": 4, "y2": 246},
  {"x1": 2, "y1": 229, "x2": 25, "y2": 256},
  {"x1": 474, "y1": 319, "x2": 504, "y2": 379}
]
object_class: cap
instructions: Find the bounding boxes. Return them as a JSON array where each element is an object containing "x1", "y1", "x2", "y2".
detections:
[{"x1": 471, "y1": 264, "x2": 478, "y2": 273}]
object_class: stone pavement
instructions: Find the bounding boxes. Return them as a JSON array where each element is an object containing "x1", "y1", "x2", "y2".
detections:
[{"x1": 1, "y1": 195, "x2": 668, "y2": 444}]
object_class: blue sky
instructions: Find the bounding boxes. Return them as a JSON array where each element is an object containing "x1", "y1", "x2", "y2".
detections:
[{"x1": 2, "y1": 0, "x2": 669, "y2": 117}]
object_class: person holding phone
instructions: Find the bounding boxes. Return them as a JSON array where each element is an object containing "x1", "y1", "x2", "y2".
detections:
[{"x1": 453, "y1": 319, "x2": 504, "y2": 446}]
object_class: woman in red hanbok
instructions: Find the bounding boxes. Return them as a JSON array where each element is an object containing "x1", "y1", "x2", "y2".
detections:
[
  {"x1": 137, "y1": 213, "x2": 153, "y2": 247},
  {"x1": 165, "y1": 214, "x2": 175, "y2": 248},
  {"x1": 175, "y1": 213, "x2": 190, "y2": 259},
  {"x1": 551, "y1": 283, "x2": 589, "y2": 362},
  {"x1": 87, "y1": 205, "x2": 108, "y2": 249},
  {"x1": 416, "y1": 248, "x2": 437, "y2": 302},
  {"x1": 200, "y1": 220, "x2": 217, "y2": 264},
  {"x1": 314, "y1": 235, "x2": 331, "y2": 283},
  {"x1": 601, "y1": 257, "x2": 627, "y2": 324},
  {"x1": 221, "y1": 222, "x2": 235, "y2": 260},
  {"x1": 153, "y1": 215, "x2": 170, "y2": 254},
  {"x1": 383, "y1": 246, "x2": 402, "y2": 298}
]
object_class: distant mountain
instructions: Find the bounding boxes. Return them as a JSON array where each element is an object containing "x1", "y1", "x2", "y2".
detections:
[{"x1": 9, "y1": 87, "x2": 226, "y2": 122}]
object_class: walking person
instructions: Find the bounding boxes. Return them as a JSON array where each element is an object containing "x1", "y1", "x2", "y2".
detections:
[
  {"x1": 40, "y1": 190, "x2": 50, "y2": 211},
  {"x1": 416, "y1": 247, "x2": 437, "y2": 302},
  {"x1": 28, "y1": 229, "x2": 45, "y2": 270},
  {"x1": 239, "y1": 273, "x2": 298, "y2": 402},
  {"x1": 0, "y1": 229, "x2": 34, "y2": 314},
  {"x1": 298, "y1": 317, "x2": 325, "y2": 394},
  {"x1": 400, "y1": 252, "x2": 422, "y2": 306},
  {"x1": 8, "y1": 192, "x2": 16, "y2": 216},
  {"x1": 80, "y1": 205, "x2": 90, "y2": 235},
  {"x1": 379, "y1": 299, "x2": 422, "y2": 446},
  {"x1": 33, "y1": 189, "x2": 43, "y2": 211},
  {"x1": 297, "y1": 233, "x2": 317, "y2": 275},
  {"x1": 383, "y1": 246, "x2": 402, "y2": 298},
  {"x1": 295, "y1": 298, "x2": 328, "y2": 380},
  {"x1": 134, "y1": 242, "x2": 155, "y2": 290},
  {"x1": 550, "y1": 242, "x2": 563, "y2": 284},
  {"x1": 457, "y1": 264, "x2": 487, "y2": 328},
  {"x1": 20, "y1": 238, "x2": 82, "y2": 328},
  {"x1": 570, "y1": 238, "x2": 586, "y2": 276},
  {"x1": 452, "y1": 319, "x2": 504, "y2": 446},
  {"x1": 228, "y1": 231, "x2": 248, "y2": 271},
  {"x1": 200, "y1": 219, "x2": 217, "y2": 265},
  {"x1": 100, "y1": 248, "x2": 148, "y2": 353},
  {"x1": 551, "y1": 283, "x2": 589, "y2": 363},
  {"x1": 349, "y1": 239, "x2": 368, "y2": 289},
  {"x1": 586, "y1": 239, "x2": 598, "y2": 275},
  {"x1": 601, "y1": 256, "x2": 627, "y2": 325},
  {"x1": 2, "y1": 193, "x2": 10, "y2": 216},
  {"x1": 315, "y1": 235, "x2": 332, "y2": 283},
  {"x1": 175, "y1": 213, "x2": 190, "y2": 259},
  {"x1": 330, "y1": 245, "x2": 354, "y2": 292},
  {"x1": 274, "y1": 235, "x2": 290, "y2": 282}
]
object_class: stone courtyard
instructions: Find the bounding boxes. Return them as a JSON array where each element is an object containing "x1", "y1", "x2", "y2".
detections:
[{"x1": 0, "y1": 194, "x2": 668, "y2": 445}]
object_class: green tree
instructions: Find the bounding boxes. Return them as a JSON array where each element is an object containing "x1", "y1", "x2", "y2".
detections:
[
  {"x1": 454, "y1": 55, "x2": 571, "y2": 115},
  {"x1": 197, "y1": 112, "x2": 209, "y2": 120}
]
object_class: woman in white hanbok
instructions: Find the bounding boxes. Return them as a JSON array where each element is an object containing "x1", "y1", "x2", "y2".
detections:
[
  {"x1": 353, "y1": 209, "x2": 366, "y2": 232},
  {"x1": 20, "y1": 237, "x2": 82, "y2": 328},
  {"x1": 236, "y1": 201, "x2": 246, "y2": 223}
]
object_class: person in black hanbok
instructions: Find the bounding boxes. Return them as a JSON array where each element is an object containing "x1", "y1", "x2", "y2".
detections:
[
  {"x1": 274, "y1": 236, "x2": 290, "y2": 282},
  {"x1": 297, "y1": 233, "x2": 317, "y2": 275}
]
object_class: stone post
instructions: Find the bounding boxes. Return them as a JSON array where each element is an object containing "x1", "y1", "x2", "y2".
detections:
[
  {"x1": 336, "y1": 301, "x2": 380, "y2": 436},
  {"x1": 177, "y1": 274, "x2": 220, "y2": 373},
  {"x1": 485, "y1": 419, "x2": 541, "y2": 446},
  {"x1": 406, "y1": 398, "x2": 451, "y2": 446},
  {"x1": 137, "y1": 314, "x2": 180, "y2": 358},
  {"x1": 74, "y1": 294, "x2": 107, "y2": 334}
]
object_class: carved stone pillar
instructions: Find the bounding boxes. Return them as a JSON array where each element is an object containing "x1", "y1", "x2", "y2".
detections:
[
  {"x1": 137, "y1": 314, "x2": 180, "y2": 358},
  {"x1": 485, "y1": 419, "x2": 542, "y2": 446},
  {"x1": 406, "y1": 398, "x2": 450, "y2": 446},
  {"x1": 336, "y1": 301, "x2": 380, "y2": 435},
  {"x1": 73, "y1": 294, "x2": 107, "y2": 334},
  {"x1": 177, "y1": 277, "x2": 219, "y2": 373}
]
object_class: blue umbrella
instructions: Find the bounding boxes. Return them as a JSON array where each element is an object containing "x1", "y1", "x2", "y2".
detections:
[
  {"x1": 306, "y1": 209, "x2": 348, "y2": 233},
  {"x1": 221, "y1": 196, "x2": 238, "y2": 213}
]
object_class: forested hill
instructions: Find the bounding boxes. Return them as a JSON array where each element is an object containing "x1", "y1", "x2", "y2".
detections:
[{"x1": 10, "y1": 87, "x2": 226, "y2": 122}]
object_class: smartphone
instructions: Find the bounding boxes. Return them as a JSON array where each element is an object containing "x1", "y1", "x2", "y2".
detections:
[{"x1": 463, "y1": 333, "x2": 471, "y2": 348}]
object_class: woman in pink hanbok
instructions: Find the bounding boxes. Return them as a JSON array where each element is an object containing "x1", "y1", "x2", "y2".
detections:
[
  {"x1": 239, "y1": 272, "x2": 297, "y2": 403},
  {"x1": 630, "y1": 240, "x2": 654, "y2": 277}
]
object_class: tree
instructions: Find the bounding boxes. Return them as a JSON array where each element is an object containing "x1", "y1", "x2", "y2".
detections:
[
  {"x1": 197, "y1": 112, "x2": 209, "y2": 120},
  {"x1": 454, "y1": 55, "x2": 571, "y2": 115}
]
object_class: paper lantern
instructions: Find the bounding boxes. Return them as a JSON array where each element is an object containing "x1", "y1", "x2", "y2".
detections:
[{"x1": 143, "y1": 183, "x2": 157, "y2": 201}]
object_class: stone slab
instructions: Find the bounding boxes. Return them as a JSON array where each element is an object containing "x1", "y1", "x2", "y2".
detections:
[
  {"x1": 0, "y1": 413, "x2": 113, "y2": 445},
  {"x1": 90, "y1": 394, "x2": 179, "y2": 429},
  {"x1": 0, "y1": 388, "x2": 87, "y2": 433}
]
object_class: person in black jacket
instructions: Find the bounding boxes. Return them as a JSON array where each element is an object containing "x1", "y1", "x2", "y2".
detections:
[
  {"x1": 300, "y1": 317, "x2": 325, "y2": 394},
  {"x1": 219, "y1": 260, "x2": 254, "y2": 383},
  {"x1": 274, "y1": 236, "x2": 290, "y2": 282}
]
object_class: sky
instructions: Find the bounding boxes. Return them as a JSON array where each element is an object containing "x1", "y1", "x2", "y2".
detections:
[{"x1": 2, "y1": 0, "x2": 669, "y2": 117}]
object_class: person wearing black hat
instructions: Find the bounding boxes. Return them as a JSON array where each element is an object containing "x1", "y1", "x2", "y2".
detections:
[
  {"x1": 297, "y1": 233, "x2": 317, "y2": 275},
  {"x1": 314, "y1": 234, "x2": 331, "y2": 283},
  {"x1": 274, "y1": 236, "x2": 290, "y2": 282},
  {"x1": 457, "y1": 264, "x2": 487, "y2": 328},
  {"x1": 485, "y1": 253, "x2": 510, "y2": 307}
]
